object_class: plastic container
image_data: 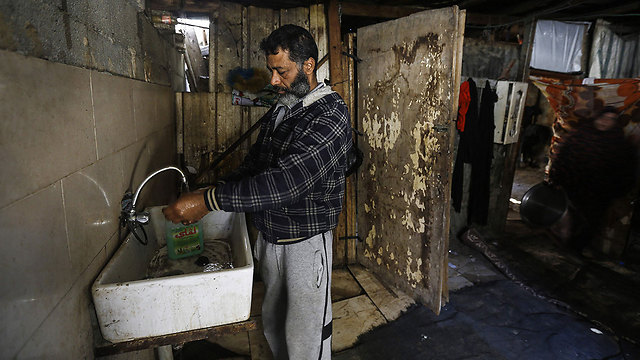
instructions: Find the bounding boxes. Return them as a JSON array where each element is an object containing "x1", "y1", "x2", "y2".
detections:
[{"x1": 165, "y1": 221, "x2": 204, "y2": 259}]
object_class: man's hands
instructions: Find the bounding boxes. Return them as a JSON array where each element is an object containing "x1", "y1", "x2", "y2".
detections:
[{"x1": 163, "y1": 189, "x2": 210, "y2": 225}]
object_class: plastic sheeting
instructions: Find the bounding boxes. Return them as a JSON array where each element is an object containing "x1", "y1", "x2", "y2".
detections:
[
  {"x1": 589, "y1": 19, "x2": 640, "y2": 79},
  {"x1": 530, "y1": 20, "x2": 589, "y2": 73}
]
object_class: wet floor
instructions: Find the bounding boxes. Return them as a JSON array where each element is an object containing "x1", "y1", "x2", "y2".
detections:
[
  {"x1": 334, "y1": 281, "x2": 639, "y2": 360},
  {"x1": 333, "y1": 230, "x2": 640, "y2": 360}
]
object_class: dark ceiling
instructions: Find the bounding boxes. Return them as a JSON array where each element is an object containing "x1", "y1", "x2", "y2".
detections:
[{"x1": 149, "y1": 0, "x2": 640, "y2": 32}]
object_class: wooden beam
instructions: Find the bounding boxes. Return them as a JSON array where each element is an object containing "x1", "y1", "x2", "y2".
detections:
[
  {"x1": 349, "y1": 265, "x2": 415, "y2": 322},
  {"x1": 148, "y1": 0, "x2": 221, "y2": 13},
  {"x1": 340, "y1": 2, "x2": 424, "y2": 18},
  {"x1": 558, "y1": 1, "x2": 640, "y2": 20},
  {"x1": 183, "y1": 27, "x2": 208, "y2": 92},
  {"x1": 326, "y1": 0, "x2": 345, "y2": 99},
  {"x1": 465, "y1": 13, "x2": 518, "y2": 26},
  {"x1": 94, "y1": 319, "x2": 257, "y2": 356}
]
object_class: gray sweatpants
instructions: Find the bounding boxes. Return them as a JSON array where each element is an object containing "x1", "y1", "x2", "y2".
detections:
[{"x1": 254, "y1": 231, "x2": 333, "y2": 360}]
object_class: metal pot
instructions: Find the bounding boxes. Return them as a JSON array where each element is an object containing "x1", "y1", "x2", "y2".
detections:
[{"x1": 519, "y1": 182, "x2": 569, "y2": 228}]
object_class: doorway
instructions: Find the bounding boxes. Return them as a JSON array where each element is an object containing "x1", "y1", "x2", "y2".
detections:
[{"x1": 508, "y1": 88, "x2": 553, "y2": 221}]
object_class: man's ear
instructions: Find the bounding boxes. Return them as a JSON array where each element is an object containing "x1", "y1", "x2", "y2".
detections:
[{"x1": 303, "y1": 57, "x2": 316, "y2": 75}]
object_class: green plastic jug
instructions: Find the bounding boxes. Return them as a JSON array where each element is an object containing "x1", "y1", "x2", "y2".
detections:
[{"x1": 165, "y1": 221, "x2": 204, "y2": 260}]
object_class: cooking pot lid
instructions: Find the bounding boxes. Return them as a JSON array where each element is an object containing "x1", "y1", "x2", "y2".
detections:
[{"x1": 520, "y1": 182, "x2": 568, "y2": 227}]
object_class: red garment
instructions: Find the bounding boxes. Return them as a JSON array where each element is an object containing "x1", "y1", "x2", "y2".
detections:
[{"x1": 457, "y1": 81, "x2": 471, "y2": 132}]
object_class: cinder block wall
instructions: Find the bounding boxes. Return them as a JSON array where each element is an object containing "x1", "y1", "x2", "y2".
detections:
[{"x1": 0, "y1": 1, "x2": 180, "y2": 358}]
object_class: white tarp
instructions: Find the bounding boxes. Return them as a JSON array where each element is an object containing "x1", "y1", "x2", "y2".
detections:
[
  {"x1": 530, "y1": 20, "x2": 589, "y2": 73},
  {"x1": 588, "y1": 19, "x2": 640, "y2": 79}
]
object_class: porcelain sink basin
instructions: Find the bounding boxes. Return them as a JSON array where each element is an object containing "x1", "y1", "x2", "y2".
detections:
[{"x1": 92, "y1": 207, "x2": 254, "y2": 343}]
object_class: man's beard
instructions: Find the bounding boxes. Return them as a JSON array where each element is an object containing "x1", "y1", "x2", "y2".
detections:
[{"x1": 278, "y1": 69, "x2": 310, "y2": 107}]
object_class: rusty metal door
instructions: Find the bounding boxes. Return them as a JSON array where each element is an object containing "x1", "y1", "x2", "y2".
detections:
[{"x1": 357, "y1": 6, "x2": 465, "y2": 313}]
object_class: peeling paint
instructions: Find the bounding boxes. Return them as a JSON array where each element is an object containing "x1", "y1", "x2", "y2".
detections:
[
  {"x1": 401, "y1": 209, "x2": 426, "y2": 233},
  {"x1": 362, "y1": 88, "x2": 403, "y2": 154},
  {"x1": 392, "y1": 33, "x2": 442, "y2": 65},
  {"x1": 143, "y1": 53, "x2": 152, "y2": 82},
  {"x1": 405, "y1": 249, "x2": 424, "y2": 288},
  {"x1": 0, "y1": 11, "x2": 17, "y2": 50},
  {"x1": 129, "y1": 47, "x2": 138, "y2": 78},
  {"x1": 365, "y1": 225, "x2": 376, "y2": 254},
  {"x1": 24, "y1": 22, "x2": 43, "y2": 57}
]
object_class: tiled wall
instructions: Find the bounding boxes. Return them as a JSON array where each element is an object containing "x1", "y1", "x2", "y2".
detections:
[{"x1": 0, "y1": 49, "x2": 177, "y2": 359}]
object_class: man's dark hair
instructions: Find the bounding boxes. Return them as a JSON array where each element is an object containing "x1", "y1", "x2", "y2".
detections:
[
  {"x1": 598, "y1": 106, "x2": 618, "y2": 117},
  {"x1": 260, "y1": 24, "x2": 318, "y2": 68}
]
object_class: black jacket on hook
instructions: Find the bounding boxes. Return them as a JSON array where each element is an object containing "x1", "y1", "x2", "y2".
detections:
[{"x1": 467, "y1": 80, "x2": 497, "y2": 225}]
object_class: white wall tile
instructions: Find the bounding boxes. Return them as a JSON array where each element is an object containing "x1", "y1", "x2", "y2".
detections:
[
  {"x1": 143, "y1": 124, "x2": 179, "y2": 207},
  {"x1": 0, "y1": 51, "x2": 179, "y2": 360},
  {"x1": 156, "y1": 84, "x2": 175, "y2": 129},
  {"x1": 120, "y1": 138, "x2": 153, "y2": 196},
  {"x1": 133, "y1": 80, "x2": 158, "y2": 140},
  {"x1": 105, "y1": 230, "x2": 122, "y2": 261},
  {"x1": 147, "y1": 124, "x2": 178, "y2": 174},
  {"x1": 62, "y1": 152, "x2": 125, "y2": 274},
  {"x1": 16, "y1": 247, "x2": 107, "y2": 360},
  {"x1": 0, "y1": 50, "x2": 96, "y2": 209},
  {"x1": 92, "y1": 71, "x2": 136, "y2": 159},
  {"x1": 0, "y1": 183, "x2": 74, "y2": 359},
  {"x1": 134, "y1": 81, "x2": 174, "y2": 140}
]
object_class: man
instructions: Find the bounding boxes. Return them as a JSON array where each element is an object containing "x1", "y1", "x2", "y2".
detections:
[
  {"x1": 163, "y1": 24, "x2": 352, "y2": 360},
  {"x1": 548, "y1": 107, "x2": 636, "y2": 252}
]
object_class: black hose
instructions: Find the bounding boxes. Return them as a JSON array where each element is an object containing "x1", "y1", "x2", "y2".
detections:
[
  {"x1": 128, "y1": 221, "x2": 148, "y2": 246},
  {"x1": 120, "y1": 211, "x2": 149, "y2": 246}
]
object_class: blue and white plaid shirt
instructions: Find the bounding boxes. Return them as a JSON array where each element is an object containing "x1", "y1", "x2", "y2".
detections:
[{"x1": 204, "y1": 84, "x2": 352, "y2": 244}]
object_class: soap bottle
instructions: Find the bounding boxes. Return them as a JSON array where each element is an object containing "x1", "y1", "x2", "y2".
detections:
[{"x1": 165, "y1": 221, "x2": 204, "y2": 260}]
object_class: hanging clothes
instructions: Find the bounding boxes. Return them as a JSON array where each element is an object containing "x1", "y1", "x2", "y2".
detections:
[
  {"x1": 457, "y1": 81, "x2": 471, "y2": 132},
  {"x1": 452, "y1": 78, "x2": 478, "y2": 212},
  {"x1": 468, "y1": 80, "x2": 497, "y2": 225}
]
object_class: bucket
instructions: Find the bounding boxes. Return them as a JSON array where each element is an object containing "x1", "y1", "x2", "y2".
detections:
[{"x1": 519, "y1": 182, "x2": 569, "y2": 228}]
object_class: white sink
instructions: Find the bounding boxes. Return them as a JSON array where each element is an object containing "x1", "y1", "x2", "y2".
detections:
[{"x1": 92, "y1": 207, "x2": 254, "y2": 343}]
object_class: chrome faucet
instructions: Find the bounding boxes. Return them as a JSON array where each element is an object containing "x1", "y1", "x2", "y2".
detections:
[
  {"x1": 131, "y1": 166, "x2": 188, "y2": 214},
  {"x1": 121, "y1": 166, "x2": 189, "y2": 245}
]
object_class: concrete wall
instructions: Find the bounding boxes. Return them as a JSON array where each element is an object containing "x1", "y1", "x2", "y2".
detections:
[
  {"x1": 461, "y1": 37, "x2": 522, "y2": 81},
  {"x1": 0, "y1": 1, "x2": 179, "y2": 358},
  {"x1": 0, "y1": 0, "x2": 180, "y2": 86}
]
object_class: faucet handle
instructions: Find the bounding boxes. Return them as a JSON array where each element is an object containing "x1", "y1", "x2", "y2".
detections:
[{"x1": 134, "y1": 212, "x2": 150, "y2": 225}]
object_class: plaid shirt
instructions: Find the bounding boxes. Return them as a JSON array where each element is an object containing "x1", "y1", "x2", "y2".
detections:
[{"x1": 204, "y1": 85, "x2": 352, "y2": 244}]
